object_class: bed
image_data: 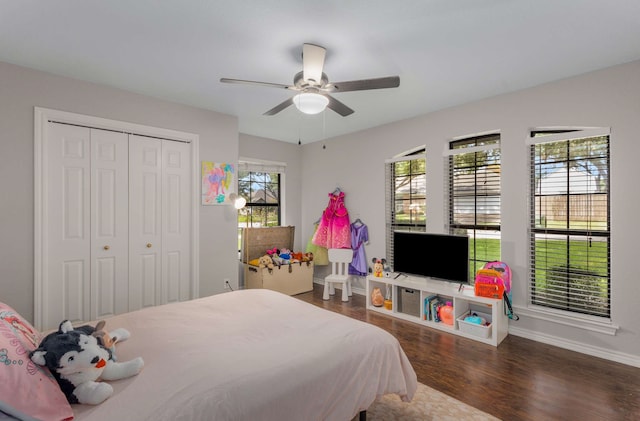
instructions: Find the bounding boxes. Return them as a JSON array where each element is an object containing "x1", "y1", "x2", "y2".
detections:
[{"x1": 3, "y1": 289, "x2": 417, "y2": 421}]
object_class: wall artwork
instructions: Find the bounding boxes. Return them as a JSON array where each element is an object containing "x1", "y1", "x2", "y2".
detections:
[{"x1": 201, "y1": 161, "x2": 235, "y2": 205}]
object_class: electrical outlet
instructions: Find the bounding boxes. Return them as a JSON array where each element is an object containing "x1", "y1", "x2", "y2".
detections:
[{"x1": 224, "y1": 278, "x2": 231, "y2": 291}]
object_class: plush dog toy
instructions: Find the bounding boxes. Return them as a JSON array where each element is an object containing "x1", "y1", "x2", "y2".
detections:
[
  {"x1": 258, "y1": 254, "x2": 274, "y2": 270},
  {"x1": 30, "y1": 320, "x2": 144, "y2": 405}
]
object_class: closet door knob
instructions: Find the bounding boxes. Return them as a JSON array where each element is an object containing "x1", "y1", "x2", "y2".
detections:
[
  {"x1": 146, "y1": 243, "x2": 153, "y2": 248},
  {"x1": 103, "y1": 245, "x2": 110, "y2": 250}
]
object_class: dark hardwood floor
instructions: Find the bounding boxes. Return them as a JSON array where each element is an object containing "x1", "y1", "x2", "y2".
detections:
[{"x1": 296, "y1": 284, "x2": 640, "y2": 421}]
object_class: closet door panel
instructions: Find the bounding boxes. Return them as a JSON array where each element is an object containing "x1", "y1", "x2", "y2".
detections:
[
  {"x1": 91, "y1": 129, "x2": 129, "y2": 319},
  {"x1": 162, "y1": 140, "x2": 192, "y2": 303},
  {"x1": 46, "y1": 123, "x2": 91, "y2": 328},
  {"x1": 129, "y1": 135, "x2": 162, "y2": 310}
]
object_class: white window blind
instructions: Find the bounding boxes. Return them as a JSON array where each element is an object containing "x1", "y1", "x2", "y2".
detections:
[
  {"x1": 385, "y1": 151, "x2": 426, "y2": 269},
  {"x1": 528, "y1": 128, "x2": 610, "y2": 318},
  {"x1": 446, "y1": 134, "x2": 501, "y2": 279},
  {"x1": 238, "y1": 158, "x2": 286, "y2": 174}
]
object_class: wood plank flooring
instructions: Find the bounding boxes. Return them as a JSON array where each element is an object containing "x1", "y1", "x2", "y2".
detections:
[{"x1": 295, "y1": 284, "x2": 640, "y2": 421}]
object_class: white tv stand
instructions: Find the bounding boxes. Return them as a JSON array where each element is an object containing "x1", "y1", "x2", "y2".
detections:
[{"x1": 366, "y1": 274, "x2": 508, "y2": 346}]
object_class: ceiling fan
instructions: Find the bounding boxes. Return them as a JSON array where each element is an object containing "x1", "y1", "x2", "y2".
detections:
[{"x1": 220, "y1": 43, "x2": 400, "y2": 117}]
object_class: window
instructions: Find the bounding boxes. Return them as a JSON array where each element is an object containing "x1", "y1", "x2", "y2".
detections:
[
  {"x1": 529, "y1": 129, "x2": 610, "y2": 318},
  {"x1": 385, "y1": 148, "x2": 426, "y2": 267},
  {"x1": 237, "y1": 159, "x2": 285, "y2": 249},
  {"x1": 447, "y1": 134, "x2": 501, "y2": 281},
  {"x1": 238, "y1": 171, "x2": 281, "y2": 227}
]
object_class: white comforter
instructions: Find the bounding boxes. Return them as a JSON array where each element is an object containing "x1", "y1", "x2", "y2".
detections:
[{"x1": 73, "y1": 289, "x2": 417, "y2": 421}]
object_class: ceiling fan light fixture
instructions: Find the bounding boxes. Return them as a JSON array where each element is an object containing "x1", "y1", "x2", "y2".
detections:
[{"x1": 293, "y1": 93, "x2": 328, "y2": 115}]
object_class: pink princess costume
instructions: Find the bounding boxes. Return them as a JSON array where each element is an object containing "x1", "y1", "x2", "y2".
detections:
[{"x1": 312, "y1": 191, "x2": 351, "y2": 249}]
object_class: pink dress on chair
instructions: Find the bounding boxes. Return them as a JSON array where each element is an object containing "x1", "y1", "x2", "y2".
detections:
[{"x1": 312, "y1": 191, "x2": 351, "y2": 249}]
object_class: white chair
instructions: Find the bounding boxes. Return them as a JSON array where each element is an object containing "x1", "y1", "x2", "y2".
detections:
[{"x1": 323, "y1": 248, "x2": 354, "y2": 302}]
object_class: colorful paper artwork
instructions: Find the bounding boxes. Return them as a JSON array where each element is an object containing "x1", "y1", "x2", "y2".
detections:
[{"x1": 202, "y1": 161, "x2": 235, "y2": 205}]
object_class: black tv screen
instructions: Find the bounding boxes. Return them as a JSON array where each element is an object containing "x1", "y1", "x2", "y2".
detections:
[{"x1": 393, "y1": 231, "x2": 469, "y2": 283}]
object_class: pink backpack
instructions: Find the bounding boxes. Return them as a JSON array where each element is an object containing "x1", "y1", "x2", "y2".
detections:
[
  {"x1": 482, "y1": 261, "x2": 511, "y2": 294},
  {"x1": 479, "y1": 261, "x2": 518, "y2": 320}
]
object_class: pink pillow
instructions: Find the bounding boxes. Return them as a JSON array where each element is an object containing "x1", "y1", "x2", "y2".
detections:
[{"x1": 0, "y1": 302, "x2": 74, "y2": 421}]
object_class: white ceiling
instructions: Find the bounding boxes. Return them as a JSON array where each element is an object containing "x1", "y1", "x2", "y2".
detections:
[{"x1": 2, "y1": 1, "x2": 640, "y2": 144}]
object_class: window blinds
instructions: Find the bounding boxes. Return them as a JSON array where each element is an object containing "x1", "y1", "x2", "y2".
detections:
[
  {"x1": 446, "y1": 134, "x2": 501, "y2": 276},
  {"x1": 238, "y1": 158, "x2": 286, "y2": 174},
  {"x1": 385, "y1": 152, "x2": 426, "y2": 269},
  {"x1": 528, "y1": 128, "x2": 610, "y2": 318}
]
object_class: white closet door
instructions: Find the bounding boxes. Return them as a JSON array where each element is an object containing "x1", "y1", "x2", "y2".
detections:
[
  {"x1": 46, "y1": 123, "x2": 91, "y2": 326},
  {"x1": 162, "y1": 140, "x2": 192, "y2": 303},
  {"x1": 129, "y1": 135, "x2": 162, "y2": 311},
  {"x1": 90, "y1": 129, "x2": 129, "y2": 319}
]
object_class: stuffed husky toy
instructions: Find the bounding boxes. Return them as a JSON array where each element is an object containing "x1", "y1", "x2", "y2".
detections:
[{"x1": 30, "y1": 320, "x2": 144, "y2": 405}]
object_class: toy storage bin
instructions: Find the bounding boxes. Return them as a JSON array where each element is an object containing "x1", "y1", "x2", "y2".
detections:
[
  {"x1": 457, "y1": 310, "x2": 493, "y2": 339},
  {"x1": 242, "y1": 226, "x2": 313, "y2": 296}
]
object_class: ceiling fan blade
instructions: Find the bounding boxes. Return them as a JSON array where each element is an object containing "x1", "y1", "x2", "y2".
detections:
[
  {"x1": 302, "y1": 44, "x2": 326, "y2": 84},
  {"x1": 327, "y1": 76, "x2": 400, "y2": 93},
  {"x1": 220, "y1": 78, "x2": 295, "y2": 90},
  {"x1": 326, "y1": 95, "x2": 354, "y2": 117},
  {"x1": 263, "y1": 97, "x2": 295, "y2": 116}
]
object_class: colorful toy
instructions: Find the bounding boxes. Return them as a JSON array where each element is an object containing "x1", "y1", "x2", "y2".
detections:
[
  {"x1": 371, "y1": 257, "x2": 387, "y2": 278},
  {"x1": 279, "y1": 248, "x2": 292, "y2": 264}
]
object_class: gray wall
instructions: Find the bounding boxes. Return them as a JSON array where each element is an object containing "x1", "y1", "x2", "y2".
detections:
[
  {"x1": 3, "y1": 56, "x2": 638, "y2": 366},
  {"x1": 291, "y1": 60, "x2": 640, "y2": 365},
  {"x1": 0, "y1": 61, "x2": 239, "y2": 322}
]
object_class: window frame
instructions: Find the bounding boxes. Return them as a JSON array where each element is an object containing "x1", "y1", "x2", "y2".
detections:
[
  {"x1": 527, "y1": 127, "x2": 611, "y2": 321},
  {"x1": 385, "y1": 148, "x2": 426, "y2": 268},
  {"x1": 446, "y1": 133, "x2": 502, "y2": 281},
  {"x1": 237, "y1": 159, "x2": 286, "y2": 252}
]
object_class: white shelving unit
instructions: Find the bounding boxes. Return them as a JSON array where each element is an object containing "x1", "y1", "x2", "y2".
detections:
[{"x1": 366, "y1": 274, "x2": 508, "y2": 346}]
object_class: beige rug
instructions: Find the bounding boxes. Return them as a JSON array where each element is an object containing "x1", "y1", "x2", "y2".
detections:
[{"x1": 362, "y1": 382, "x2": 501, "y2": 421}]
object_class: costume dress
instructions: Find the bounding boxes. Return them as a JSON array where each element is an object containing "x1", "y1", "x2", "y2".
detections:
[
  {"x1": 306, "y1": 222, "x2": 329, "y2": 266},
  {"x1": 349, "y1": 221, "x2": 369, "y2": 275},
  {"x1": 312, "y1": 191, "x2": 351, "y2": 249}
]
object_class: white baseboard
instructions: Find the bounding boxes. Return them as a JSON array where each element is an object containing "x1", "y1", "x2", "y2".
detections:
[
  {"x1": 312, "y1": 279, "x2": 640, "y2": 367},
  {"x1": 508, "y1": 326, "x2": 640, "y2": 368}
]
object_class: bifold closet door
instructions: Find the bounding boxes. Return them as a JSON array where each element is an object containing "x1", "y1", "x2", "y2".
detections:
[
  {"x1": 90, "y1": 129, "x2": 129, "y2": 319},
  {"x1": 162, "y1": 139, "x2": 192, "y2": 303},
  {"x1": 128, "y1": 135, "x2": 163, "y2": 310},
  {"x1": 128, "y1": 135, "x2": 192, "y2": 309},
  {"x1": 46, "y1": 123, "x2": 128, "y2": 326}
]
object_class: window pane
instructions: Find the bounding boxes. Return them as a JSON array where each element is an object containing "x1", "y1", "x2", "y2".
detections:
[
  {"x1": 237, "y1": 170, "x2": 281, "y2": 233},
  {"x1": 449, "y1": 136, "x2": 501, "y2": 274},
  {"x1": 387, "y1": 153, "x2": 426, "y2": 266},
  {"x1": 394, "y1": 176, "x2": 411, "y2": 200},
  {"x1": 530, "y1": 132, "x2": 610, "y2": 317},
  {"x1": 531, "y1": 233, "x2": 609, "y2": 317}
]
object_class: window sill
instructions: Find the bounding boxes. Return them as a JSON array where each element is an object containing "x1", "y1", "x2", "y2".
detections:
[{"x1": 511, "y1": 304, "x2": 619, "y2": 336}]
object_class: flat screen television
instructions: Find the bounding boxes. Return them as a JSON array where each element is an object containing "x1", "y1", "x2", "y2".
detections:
[{"x1": 393, "y1": 231, "x2": 469, "y2": 283}]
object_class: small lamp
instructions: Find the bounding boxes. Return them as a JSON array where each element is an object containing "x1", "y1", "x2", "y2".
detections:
[
  {"x1": 228, "y1": 193, "x2": 246, "y2": 209},
  {"x1": 293, "y1": 93, "x2": 329, "y2": 115}
]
